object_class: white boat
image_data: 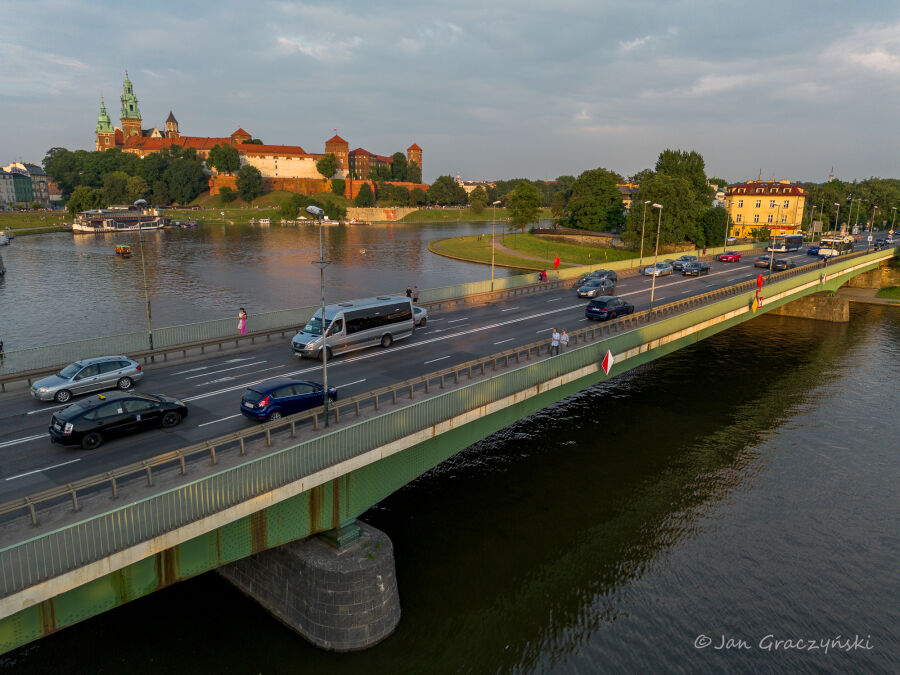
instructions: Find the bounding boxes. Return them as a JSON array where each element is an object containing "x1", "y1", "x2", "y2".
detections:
[
  {"x1": 72, "y1": 205, "x2": 169, "y2": 234},
  {"x1": 0, "y1": 234, "x2": 9, "y2": 246}
]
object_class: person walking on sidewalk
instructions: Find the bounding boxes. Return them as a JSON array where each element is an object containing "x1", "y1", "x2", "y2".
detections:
[
  {"x1": 237, "y1": 308, "x2": 248, "y2": 335},
  {"x1": 413, "y1": 286, "x2": 419, "y2": 304},
  {"x1": 406, "y1": 285, "x2": 412, "y2": 298},
  {"x1": 560, "y1": 328, "x2": 569, "y2": 351},
  {"x1": 550, "y1": 328, "x2": 560, "y2": 356}
]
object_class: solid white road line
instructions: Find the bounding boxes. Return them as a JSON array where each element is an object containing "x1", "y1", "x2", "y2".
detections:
[
  {"x1": 5, "y1": 458, "x2": 81, "y2": 481},
  {"x1": 546, "y1": 298, "x2": 561, "y2": 302},
  {"x1": 493, "y1": 338, "x2": 515, "y2": 345},
  {"x1": 0, "y1": 434, "x2": 46, "y2": 449},
  {"x1": 185, "y1": 360, "x2": 266, "y2": 379},
  {"x1": 424, "y1": 356, "x2": 451, "y2": 364},
  {"x1": 447, "y1": 318, "x2": 469, "y2": 323},
  {"x1": 501, "y1": 307, "x2": 520, "y2": 311},
  {"x1": 336, "y1": 379, "x2": 367, "y2": 388},
  {"x1": 172, "y1": 357, "x2": 254, "y2": 376},
  {"x1": 198, "y1": 414, "x2": 243, "y2": 428},
  {"x1": 27, "y1": 404, "x2": 66, "y2": 415}
]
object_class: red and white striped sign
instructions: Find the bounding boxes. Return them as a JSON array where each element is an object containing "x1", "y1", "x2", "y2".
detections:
[{"x1": 601, "y1": 350, "x2": 614, "y2": 375}]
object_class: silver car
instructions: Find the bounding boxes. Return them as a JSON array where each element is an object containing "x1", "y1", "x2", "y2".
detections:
[
  {"x1": 413, "y1": 305, "x2": 428, "y2": 327},
  {"x1": 30, "y1": 355, "x2": 143, "y2": 403},
  {"x1": 577, "y1": 277, "x2": 615, "y2": 297},
  {"x1": 642, "y1": 262, "x2": 674, "y2": 277}
]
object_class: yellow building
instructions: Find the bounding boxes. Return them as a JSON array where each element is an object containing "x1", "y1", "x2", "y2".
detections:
[{"x1": 725, "y1": 180, "x2": 806, "y2": 238}]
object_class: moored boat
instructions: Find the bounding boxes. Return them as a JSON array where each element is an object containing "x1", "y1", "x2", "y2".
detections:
[
  {"x1": 72, "y1": 204, "x2": 169, "y2": 234},
  {"x1": 115, "y1": 244, "x2": 133, "y2": 257}
]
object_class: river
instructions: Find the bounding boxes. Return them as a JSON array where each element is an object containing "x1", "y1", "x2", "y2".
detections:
[
  {"x1": 1, "y1": 303, "x2": 897, "y2": 674},
  {"x1": 0, "y1": 221, "x2": 519, "y2": 349}
]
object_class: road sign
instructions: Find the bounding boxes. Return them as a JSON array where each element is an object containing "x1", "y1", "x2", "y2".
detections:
[
  {"x1": 868, "y1": 235, "x2": 873, "y2": 242},
  {"x1": 601, "y1": 350, "x2": 614, "y2": 375}
]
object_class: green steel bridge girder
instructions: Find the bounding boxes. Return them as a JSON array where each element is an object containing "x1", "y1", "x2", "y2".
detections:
[{"x1": 0, "y1": 251, "x2": 894, "y2": 653}]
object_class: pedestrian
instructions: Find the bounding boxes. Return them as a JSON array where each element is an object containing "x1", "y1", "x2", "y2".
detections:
[
  {"x1": 550, "y1": 328, "x2": 560, "y2": 356},
  {"x1": 537, "y1": 271, "x2": 543, "y2": 283},
  {"x1": 412, "y1": 286, "x2": 419, "y2": 304},
  {"x1": 541, "y1": 270, "x2": 548, "y2": 283},
  {"x1": 238, "y1": 307, "x2": 248, "y2": 335},
  {"x1": 702, "y1": 246, "x2": 707, "y2": 256},
  {"x1": 560, "y1": 328, "x2": 569, "y2": 351},
  {"x1": 406, "y1": 285, "x2": 412, "y2": 298}
]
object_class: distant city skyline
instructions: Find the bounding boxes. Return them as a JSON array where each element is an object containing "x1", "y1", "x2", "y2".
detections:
[{"x1": 2, "y1": 1, "x2": 898, "y2": 184}]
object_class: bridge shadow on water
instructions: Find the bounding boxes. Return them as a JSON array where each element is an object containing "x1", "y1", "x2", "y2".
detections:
[{"x1": 4, "y1": 308, "x2": 898, "y2": 674}]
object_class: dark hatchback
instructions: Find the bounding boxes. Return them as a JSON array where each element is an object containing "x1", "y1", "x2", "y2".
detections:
[
  {"x1": 574, "y1": 269, "x2": 618, "y2": 287},
  {"x1": 585, "y1": 295, "x2": 635, "y2": 321},
  {"x1": 240, "y1": 377, "x2": 338, "y2": 422},
  {"x1": 682, "y1": 261, "x2": 710, "y2": 276},
  {"x1": 807, "y1": 245, "x2": 820, "y2": 255},
  {"x1": 772, "y1": 258, "x2": 797, "y2": 271},
  {"x1": 754, "y1": 256, "x2": 773, "y2": 268},
  {"x1": 49, "y1": 391, "x2": 187, "y2": 449}
]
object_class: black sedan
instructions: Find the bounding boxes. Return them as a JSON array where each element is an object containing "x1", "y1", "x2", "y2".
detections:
[
  {"x1": 585, "y1": 295, "x2": 635, "y2": 321},
  {"x1": 807, "y1": 245, "x2": 820, "y2": 255},
  {"x1": 49, "y1": 391, "x2": 188, "y2": 449},
  {"x1": 574, "y1": 269, "x2": 618, "y2": 287},
  {"x1": 682, "y1": 261, "x2": 710, "y2": 276},
  {"x1": 754, "y1": 256, "x2": 774, "y2": 268},
  {"x1": 772, "y1": 259, "x2": 796, "y2": 271}
]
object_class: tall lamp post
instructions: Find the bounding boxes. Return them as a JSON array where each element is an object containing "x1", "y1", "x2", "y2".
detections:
[
  {"x1": 722, "y1": 199, "x2": 731, "y2": 254},
  {"x1": 491, "y1": 200, "x2": 501, "y2": 291},
  {"x1": 854, "y1": 199, "x2": 866, "y2": 233},
  {"x1": 639, "y1": 200, "x2": 651, "y2": 267},
  {"x1": 768, "y1": 203, "x2": 782, "y2": 271},
  {"x1": 833, "y1": 202, "x2": 841, "y2": 238},
  {"x1": 807, "y1": 204, "x2": 816, "y2": 243},
  {"x1": 891, "y1": 206, "x2": 897, "y2": 233},
  {"x1": 306, "y1": 205, "x2": 331, "y2": 426},
  {"x1": 867, "y1": 205, "x2": 877, "y2": 251},
  {"x1": 650, "y1": 203, "x2": 663, "y2": 310},
  {"x1": 133, "y1": 199, "x2": 153, "y2": 352}
]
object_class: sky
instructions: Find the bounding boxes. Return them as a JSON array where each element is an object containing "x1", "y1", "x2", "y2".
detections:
[{"x1": 2, "y1": 1, "x2": 899, "y2": 184}]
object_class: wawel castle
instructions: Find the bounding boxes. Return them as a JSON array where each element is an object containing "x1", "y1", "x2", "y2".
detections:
[{"x1": 95, "y1": 73, "x2": 424, "y2": 198}]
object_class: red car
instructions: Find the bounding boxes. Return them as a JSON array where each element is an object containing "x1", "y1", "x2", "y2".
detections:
[{"x1": 718, "y1": 251, "x2": 742, "y2": 262}]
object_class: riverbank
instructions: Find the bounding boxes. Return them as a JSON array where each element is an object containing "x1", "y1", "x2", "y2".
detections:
[
  {"x1": 429, "y1": 232, "x2": 640, "y2": 269},
  {"x1": 0, "y1": 212, "x2": 68, "y2": 234}
]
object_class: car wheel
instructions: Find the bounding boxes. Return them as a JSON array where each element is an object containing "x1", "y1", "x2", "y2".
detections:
[
  {"x1": 81, "y1": 432, "x2": 103, "y2": 450},
  {"x1": 161, "y1": 411, "x2": 181, "y2": 428},
  {"x1": 381, "y1": 334, "x2": 393, "y2": 348},
  {"x1": 319, "y1": 347, "x2": 333, "y2": 362},
  {"x1": 268, "y1": 410, "x2": 283, "y2": 422},
  {"x1": 54, "y1": 389, "x2": 72, "y2": 404},
  {"x1": 116, "y1": 376, "x2": 133, "y2": 391},
  {"x1": 419, "y1": 317, "x2": 426, "y2": 327}
]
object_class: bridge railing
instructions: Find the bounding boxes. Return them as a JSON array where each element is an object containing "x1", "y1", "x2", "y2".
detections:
[{"x1": 0, "y1": 248, "x2": 892, "y2": 600}]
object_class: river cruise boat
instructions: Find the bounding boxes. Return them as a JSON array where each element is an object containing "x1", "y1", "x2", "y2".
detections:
[
  {"x1": 114, "y1": 244, "x2": 133, "y2": 257},
  {"x1": 72, "y1": 205, "x2": 169, "y2": 234}
]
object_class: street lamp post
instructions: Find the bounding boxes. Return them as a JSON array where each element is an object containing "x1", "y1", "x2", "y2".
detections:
[
  {"x1": 491, "y1": 200, "x2": 501, "y2": 291},
  {"x1": 306, "y1": 205, "x2": 331, "y2": 426},
  {"x1": 133, "y1": 199, "x2": 153, "y2": 353},
  {"x1": 833, "y1": 202, "x2": 841, "y2": 238},
  {"x1": 867, "y1": 205, "x2": 877, "y2": 251},
  {"x1": 891, "y1": 206, "x2": 897, "y2": 233},
  {"x1": 807, "y1": 204, "x2": 816, "y2": 242},
  {"x1": 854, "y1": 199, "x2": 866, "y2": 232},
  {"x1": 768, "y1": 203, "x2": 782, "y2": 271},
  {"x1": 722, "y1": 199, "x2": 731, "y2": 254},
  {"x1": 650, "y1": 203, "x2": 663, "y2": 310},
  {"x1": 639, "y1": 200, "x2": 651, "y2": 267}
]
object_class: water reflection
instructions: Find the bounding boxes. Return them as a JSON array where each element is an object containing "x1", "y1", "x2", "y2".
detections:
[{"x1": 0, "y1": 222, "x2": 517, "y2": 348}]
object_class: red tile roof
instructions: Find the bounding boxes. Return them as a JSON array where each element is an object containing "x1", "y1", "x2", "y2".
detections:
[
  {"x1": 350, "y1": 147, "x2": 374, "y2": 156},
  {"x1": 124, "y1": 136, "x2": 233, "y2": 151},
  {"x1": 231, "y1": 128, "x2": 252, "y2": 138},
  {"x1": 726, "y1": 180, "x2": 806, "y2": 196},
  {"x1": 237, "y1": 143, "x2": 309, "y2": 156},
  {"x1": 407, "y1": 143, "x2": 421, "y2": 151},
  {"x1": 115, "y1": 128, "x2": 124, "y2": 145},
  {"x1": 326, "y1": 134, "x2": 348, "y2": 144}
]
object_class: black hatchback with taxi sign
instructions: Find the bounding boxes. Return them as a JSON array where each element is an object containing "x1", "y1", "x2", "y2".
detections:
[{"x1": 49, "y1": 391, "x2": 188, "y2": 449}]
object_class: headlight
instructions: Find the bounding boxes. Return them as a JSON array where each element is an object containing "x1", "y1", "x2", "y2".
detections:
[{"x1": 37, "y1": 387, "x2": 50, "y2": 393}]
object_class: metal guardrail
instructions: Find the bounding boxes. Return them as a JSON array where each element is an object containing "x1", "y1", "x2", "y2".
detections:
[{"x1": 0, "y1": 248, "x2": 892, "y2": 599}]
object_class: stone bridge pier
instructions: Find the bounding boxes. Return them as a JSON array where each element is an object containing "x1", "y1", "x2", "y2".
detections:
[
  {"x1": 219, "y1": 521, "x2": 401, "y2": 651},
  {"x1": 770, "y1": 292, "x2": 850, "y2": 322}
]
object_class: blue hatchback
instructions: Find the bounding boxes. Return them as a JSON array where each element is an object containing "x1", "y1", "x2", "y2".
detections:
[{"x1": 240, "y1": 377, "x2": 338, "y2": 422}]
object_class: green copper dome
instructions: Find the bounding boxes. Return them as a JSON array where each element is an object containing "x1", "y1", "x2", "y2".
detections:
[
  {"x1": 120, "y1": 70, "x2": 141, "y2": 120},
  {"x1": 96, "y1": 97, "x2": 113, "y2": 133}
]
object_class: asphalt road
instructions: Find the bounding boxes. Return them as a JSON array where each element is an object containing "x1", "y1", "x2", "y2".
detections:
[{"x1": 0, "y1": 245, "x2": 872, "y2": 501}]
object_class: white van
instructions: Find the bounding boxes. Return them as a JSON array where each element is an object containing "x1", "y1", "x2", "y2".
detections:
[{"x1": 291, "y1": 296, "x2": 415, "y2": 360}]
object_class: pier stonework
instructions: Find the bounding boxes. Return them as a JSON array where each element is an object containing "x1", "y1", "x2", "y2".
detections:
[
  {"x1": 218, "y1": 521, "x2": 400, "y2": 651},
  {"x1": 769, "y1": 291, "x2": 850, "y2": 322},
  {"x1": 847, "y1": 261, "x2": 900, "y2": 289}
]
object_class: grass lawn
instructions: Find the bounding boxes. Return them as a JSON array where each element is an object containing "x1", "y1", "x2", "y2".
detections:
[
  {"x1": 400, "y1": 207, "x2": 552, "y2": 223},
  {"x1": 429, "y1": 235, "x2": 543, "y2": 269},
  {"x1": 876, "y1": 286, "x2": 900, "y2": 300},
  {"x1": 0, "y1": 211, "x2": 69, "y2": 233},
  {"x1": 499, "y1": 232, "x2": 640, "y2": 265}
]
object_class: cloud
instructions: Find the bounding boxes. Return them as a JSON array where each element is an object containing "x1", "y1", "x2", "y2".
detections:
[
  {"x1": 846, "y1": 48, "x2": 900, "y2": 74},
  {"x1": 276, "y1": 35, "x2": 361, "y2": 61},
  {"x1": 619, "y1": 35, "x2": 651, "y2": 52},
  {"x1": 45, "y1": 54, "x2": 89, "y2": 70}
]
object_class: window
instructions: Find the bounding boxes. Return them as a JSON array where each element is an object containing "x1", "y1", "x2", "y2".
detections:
[
  {"x1": 783, "y1": 200, "x2": 789, "y2": 209},
  {"x1": 753, "y1": 214, "x2": 760, "y2": 223},
  {"x1": 122, "y1": 399, "x2": 156, "y2": 413},
  {"x1": 273, "y1": 386, "x2": 296, "y2": 398},
  {"x1": 781, "y1": 216, "x2": 787, "y2": 224},
  {"x1": 767, "y1": 215, "x2": 774, "y2": 223},
  {"x1": 293, "y1": 383, "x2": 316, "y2": 395},
  {"x1": 737, "y1": 199, "x2": 743, "y2": 208},
  {"x1": 770, "y1": 200, "x2": 776, "y2": 208},
  {"x1": 83, "y1": 403, "x2": 124, "y2": 420},
  {"x1": 736, "y1": 214, "x2": 742, "y2": 223},
  {"x1": 76, "y1": 364, "x2": 100, "y2": 380},
  {"x1": 98, "y1": 360, "x2": 124, "y2": 374},
  {"x1": 755, "y1": 200, "x2": 761, "y2": 208}
]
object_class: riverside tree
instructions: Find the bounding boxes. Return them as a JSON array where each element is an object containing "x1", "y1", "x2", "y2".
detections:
[
  {"x1": 355, "y1": 183, "x2": 375, "y2": 207},
  {"x1": 316, "y1": 153, "x2": 338, "y2": 180},
  {"x1": 507, "y1": 181, "x2": 543, "y2": 233},
  {"x1": 236, "y1": 164, "x2": 263, "y2": 201},
  {"x1": 561, "y1": 168, "x2": 622, "y2": 231},
  {"x1": 207, "y1": 144, "x2": 240, "y2": 174}
]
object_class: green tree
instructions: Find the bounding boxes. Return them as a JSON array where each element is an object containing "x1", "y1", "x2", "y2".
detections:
[
  {"x1": 165, "y1": 156, "x2": 206, "y2": 204},
  {"x1": 316, "y1": 153, "x2": 338, "y2": 180},
  {"x1": 507, "y1": 181, "x2": 543, "y2": 233},
  {"x1": 151, "y1": 180, "x2": 169, "y2": 205},
  {"x1": 243, "y1": 138, "x2": 263, "y2": 144},
  {"x1": 655, "y1": 149, "x2": 710, "y2": 198},
  {"x1": 30, "y1": 200, "x2": 42, "y2": 210},
  {"x1": 628, "y1": 168, "x2": 655, "y2": 185},
  {"x1": 369, "y1": 164, "x2": 392, "y2": 181},
  {"x1": 125, "y1": 175, "x2": 149, "y2": 203},
  {"x1": 390, "y1": 152, "x2": 408, "y2": 181},
  {"x1": 67, "y1": 185, "x2": 104, "y2": 215},
  {"x1": 207, "y1": 144, "x2": 240, "y2": 174},
  {"x1": 469, "y1": 185, "x2": 488, "y2": 205},
  {"x1": 470, "y1": 199, "x2": 485, "y2": 214},
  {"x1": 236, "y1": 164, "x2": 263, "y2": 201},
  {"x1": 218, "y1": 186, "x2": 237, "y2": 203},
  {"x1": 427, "y1": 175, "x2": 459, "y2": 205},
  {"x1": 698, "y1": 207, "x2": 730, "y2": 247},
  {"x1": 707, "y1": 176, "x2": 728, "y2": 189},
  {"x1": 406, "y1": 161, "x2": 422, "y2": 184},
  {"x1": 354, "y1": 183, "x2": 375, "y2": 207},
  {"x1": 623, "y1": 173, "x2": 705, "y2": 248},
  {"x1": 331, "y1": 178, "x2": 346, "y2": 197},
  {"x1": 102, "y1": 171, "x2": 130, "y2": 205},
  {"x1": 409, "y1": 187, "x2": 427, "y2": 205},
  {"x1": 563, "y1": 168, "x2": 621, "y2": 231}
]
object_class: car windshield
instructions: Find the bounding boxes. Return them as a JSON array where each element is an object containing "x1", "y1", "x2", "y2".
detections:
[
  {"x1": 589, "y1": 299, "x2": 609, "y2": 307},
  {"x1": 243, "y1": 389, "x2": 265, "y2": 403},
  {"x1": 585, "y1": 279, "x2": 606, "y2": 286},
  {"x1": 58, "y1": 363, "x2": 82, "y2": 378},
  {"x1": 303, "y1": 313, "x2": 324, "y2": 336}
]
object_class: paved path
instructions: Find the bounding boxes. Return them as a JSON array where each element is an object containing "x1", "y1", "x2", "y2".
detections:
[{"x1": 837, "y1": 286, "x2": 900, "y2": 305}]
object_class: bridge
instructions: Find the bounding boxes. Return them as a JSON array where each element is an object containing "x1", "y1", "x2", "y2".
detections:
[{"x1": 0, "y1": 243, "x2": 896, "y2": 653}]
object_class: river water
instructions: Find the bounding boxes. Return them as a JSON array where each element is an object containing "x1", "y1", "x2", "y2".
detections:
[
  {"x1": 0, "y1": 221, "x2": 518, "y2": 349},
  {"x1": 2, "y1": 304, "x2": 897, "y2": 673}
]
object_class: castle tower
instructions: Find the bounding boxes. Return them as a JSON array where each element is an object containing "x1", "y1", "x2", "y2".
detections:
[
  {"x1": 325, "y1": 133, "x2": 349, "y2": 173},
  {"x1": 165, "y1": 111, "x2": 180, "y2": 139},
  {"x1": 407, "y1": 143, "x2": 422, "y2": 175},
  {"x1": 120, "y1": 71, "x2": 142, "y2": 140},
  {"x1": 95, "y1": 97, "x2": 115, "y2": 151}
]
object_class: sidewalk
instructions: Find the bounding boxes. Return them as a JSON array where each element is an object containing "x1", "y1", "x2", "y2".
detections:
[{"x1": 837, "y1": 287, "x2": 900, "y2": 306}]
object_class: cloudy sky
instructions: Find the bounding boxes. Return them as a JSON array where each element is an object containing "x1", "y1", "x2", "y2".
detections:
[{"x1": 2, "y1": 1, "x2": 898, "y2": 183}]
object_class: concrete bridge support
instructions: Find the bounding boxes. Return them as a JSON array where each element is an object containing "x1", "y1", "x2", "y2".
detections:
[
  {"x1": 219, "y1": 521, "x2": 400, "y2": 651},
  {"x1": 847, "y1": 261, "x2": 900, "y2": 289},
  {"x1": 769, "y1": 292, "x2": 849, "y2": 322}
]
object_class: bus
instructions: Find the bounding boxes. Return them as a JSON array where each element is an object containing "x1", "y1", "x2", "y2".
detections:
[
  {"x1": 817, "y1": 235, "x2": 854, "y2": 258},
  {"x1": 291, "y1": 295, "x2": 415, "y2": 360},
  {"x1": 767, "y1": 234, "x2": 804, "y2": 252}
]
